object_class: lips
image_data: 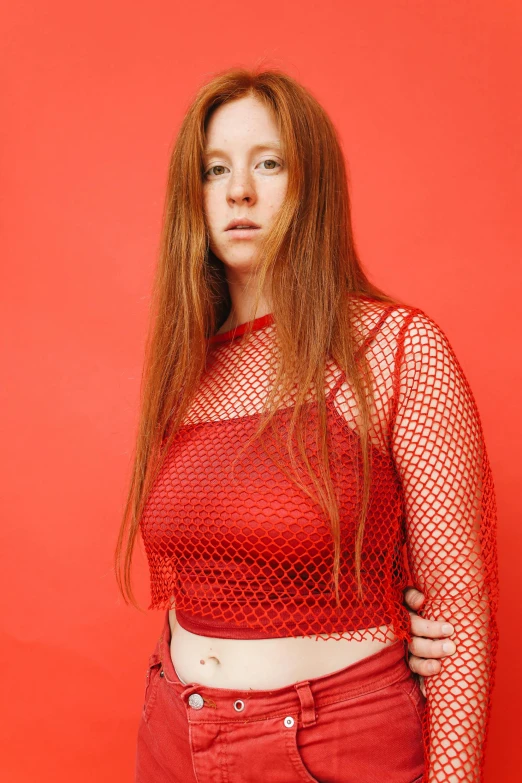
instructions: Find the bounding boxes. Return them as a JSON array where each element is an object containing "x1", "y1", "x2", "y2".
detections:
[
  {"x1": 226, "y1": 226, "x2": 260, "y2": 239},
  {"x1": 225, "y1": 219, "x2": 260, "y2": 230}
]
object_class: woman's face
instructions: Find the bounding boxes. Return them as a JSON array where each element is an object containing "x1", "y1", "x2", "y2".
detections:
[{"x1": 202, "y1": 94, "x2": 288, "y2": 276}]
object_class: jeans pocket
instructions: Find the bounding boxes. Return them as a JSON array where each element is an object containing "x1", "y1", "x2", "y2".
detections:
[
  {"x1": 142, "y1": 639, "x2": 163, "y2": 723},
  {"x1": 395, "y1": 674, "x2": 427, "y2": 729},
  {"x1": 289, "y1": 683, "x2": 426, "y2": 783}
]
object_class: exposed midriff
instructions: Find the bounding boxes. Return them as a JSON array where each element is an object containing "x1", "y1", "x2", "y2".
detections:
[{"x1": 168, "y1": 609, "x2": 399, "y2": 689}]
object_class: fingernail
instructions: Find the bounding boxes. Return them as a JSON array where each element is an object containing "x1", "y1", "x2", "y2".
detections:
[
  {"x1": 442, "y1": 624, "x2": 454, "y2": 634},
  {"x1": 442, "y1": 641, "x2": 456, "y2": 654},
  {"x1": 428, "y1": 662, "x2": 437, "y2": 673}
]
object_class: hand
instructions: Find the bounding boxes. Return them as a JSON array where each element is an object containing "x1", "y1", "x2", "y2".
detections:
[{"x1": 403, "y1": 587, "x2": 457, "y2": 697}]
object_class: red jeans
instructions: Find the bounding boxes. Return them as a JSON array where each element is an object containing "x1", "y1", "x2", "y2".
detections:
[{"x1": 135, "y1": 609, "x2": 426, "y2": 782}]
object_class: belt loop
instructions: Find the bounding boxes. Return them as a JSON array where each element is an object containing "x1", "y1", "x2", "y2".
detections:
[{"x1": 294, "y1": 681, "x2": 317, "y2": 727}]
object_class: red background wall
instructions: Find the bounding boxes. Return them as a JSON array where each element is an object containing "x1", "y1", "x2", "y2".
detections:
[{"x1": 1, "y1": 1, "x2": 520, "y2": 780}]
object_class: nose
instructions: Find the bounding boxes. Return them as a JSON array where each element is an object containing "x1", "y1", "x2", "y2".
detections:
[{"x1": 227, "y1": 170, "x2": 257, "y2": 205}]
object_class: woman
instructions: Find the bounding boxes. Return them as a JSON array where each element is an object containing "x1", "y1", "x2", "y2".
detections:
[{"x1": 115, "y1": 69, "x2": 499, "y2": 782}]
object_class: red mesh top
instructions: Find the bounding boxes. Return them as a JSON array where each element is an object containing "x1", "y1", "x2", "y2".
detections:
[{"x1": 140, "y1": 295, "x2": 499, "y2": 781}]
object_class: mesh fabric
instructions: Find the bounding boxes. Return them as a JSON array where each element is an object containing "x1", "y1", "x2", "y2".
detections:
[{"x1": 140, "y1": 295, "x2": 499, "y2": 781}]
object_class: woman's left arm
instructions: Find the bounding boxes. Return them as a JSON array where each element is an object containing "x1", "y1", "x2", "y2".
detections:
[{"x1": 390, "y1": 309, "x2": 500, "y2": 783}]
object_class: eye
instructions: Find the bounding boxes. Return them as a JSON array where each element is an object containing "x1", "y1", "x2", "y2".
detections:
[
  {"x1": 203, "y1": 159, "x2": 283, "y2": 179},
  {"x1": 259, "y1": 159, "x2": 281, "y2": 171},
  {"x1": 204, "y1": 164, "x2": 227, "y2": 178}
]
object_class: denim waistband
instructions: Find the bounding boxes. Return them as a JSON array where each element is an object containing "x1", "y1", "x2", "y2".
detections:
[{"x1": 152, "y1": 608, "x2": 411, "y2": 725}]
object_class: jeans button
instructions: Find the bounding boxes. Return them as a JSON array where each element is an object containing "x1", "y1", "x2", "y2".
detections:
[
  {"x1": 188, "y1": 693, "x2": 204, "y2": 710},
  {"x1": 284, "y1": 716, "x2": 295, "y2": 727}
]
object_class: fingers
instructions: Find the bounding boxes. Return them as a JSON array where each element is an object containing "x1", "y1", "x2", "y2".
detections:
[
  {"x1": 404, "y1": 587, "x2": 457, "y2": 683},
  {"x1": 408, "y1": 610, "x2": 454, "y2": 641},
  {"x1": 409, "y1": 653, "x2": 441, "y2": 678},
  {"x1": 408, "y1": 634, "x2": 457, "y2": 682},
  {"x1": 408, "y1": 634, "x2": 457, "y2": 661},
  {"x1": 403, "y1": 587, "x2": 455, "y2": 642},
  {"x1": 403, "y1": 587, "x2": 425, "y2": 610}
]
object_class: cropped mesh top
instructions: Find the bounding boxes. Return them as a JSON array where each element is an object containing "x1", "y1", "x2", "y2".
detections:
[{"x1": 140, "y1": 295, "x2": 499, "y2": 781}]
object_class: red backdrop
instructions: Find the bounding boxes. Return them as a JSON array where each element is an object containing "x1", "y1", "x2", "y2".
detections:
[{"x1": 1, "y1": 1, "x2": 520, "y2": 780}]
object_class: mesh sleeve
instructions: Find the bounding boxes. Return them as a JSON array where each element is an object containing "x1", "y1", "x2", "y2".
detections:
[{"x1": 390, "y1": 310, "x2": 499, "y2": 782}]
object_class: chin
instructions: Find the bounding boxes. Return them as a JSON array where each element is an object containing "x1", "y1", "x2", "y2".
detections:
[{"x1": 221, "y1": 253, "x2": 259, "y2": 269}]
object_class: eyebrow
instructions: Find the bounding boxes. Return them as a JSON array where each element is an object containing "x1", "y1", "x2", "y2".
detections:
[{"x1": 203, "y1": 141, "x2": 282, "y2": 158}]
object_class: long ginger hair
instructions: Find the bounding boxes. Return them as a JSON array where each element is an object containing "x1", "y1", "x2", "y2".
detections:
[{"x1": 114, "y1": 66, "x2": 402, "y2": 612}]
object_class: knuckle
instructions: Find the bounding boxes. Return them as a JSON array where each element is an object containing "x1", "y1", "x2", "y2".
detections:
[
  {"x1": 418, "y1": 618, "x2": 434, "y2": 636},
  {"x1": 409, "y1": 636, "x2": 422, "y2": 656},
  {"x1": 432, "y1": 640, "x2": 446, "y2": 657}
]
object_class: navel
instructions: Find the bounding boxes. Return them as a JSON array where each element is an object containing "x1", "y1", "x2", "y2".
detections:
[{"x1": 200, "y1": 655, "x2": 220, "y2": 666}]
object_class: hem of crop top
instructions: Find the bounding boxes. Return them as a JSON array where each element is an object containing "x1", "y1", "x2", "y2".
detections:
[
  {"x1": 175, "y1": 608, "x2": 287, "y2": 639},
  {"x1": 174, "y1": 608, "x2": 395, "y2": 640}
]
